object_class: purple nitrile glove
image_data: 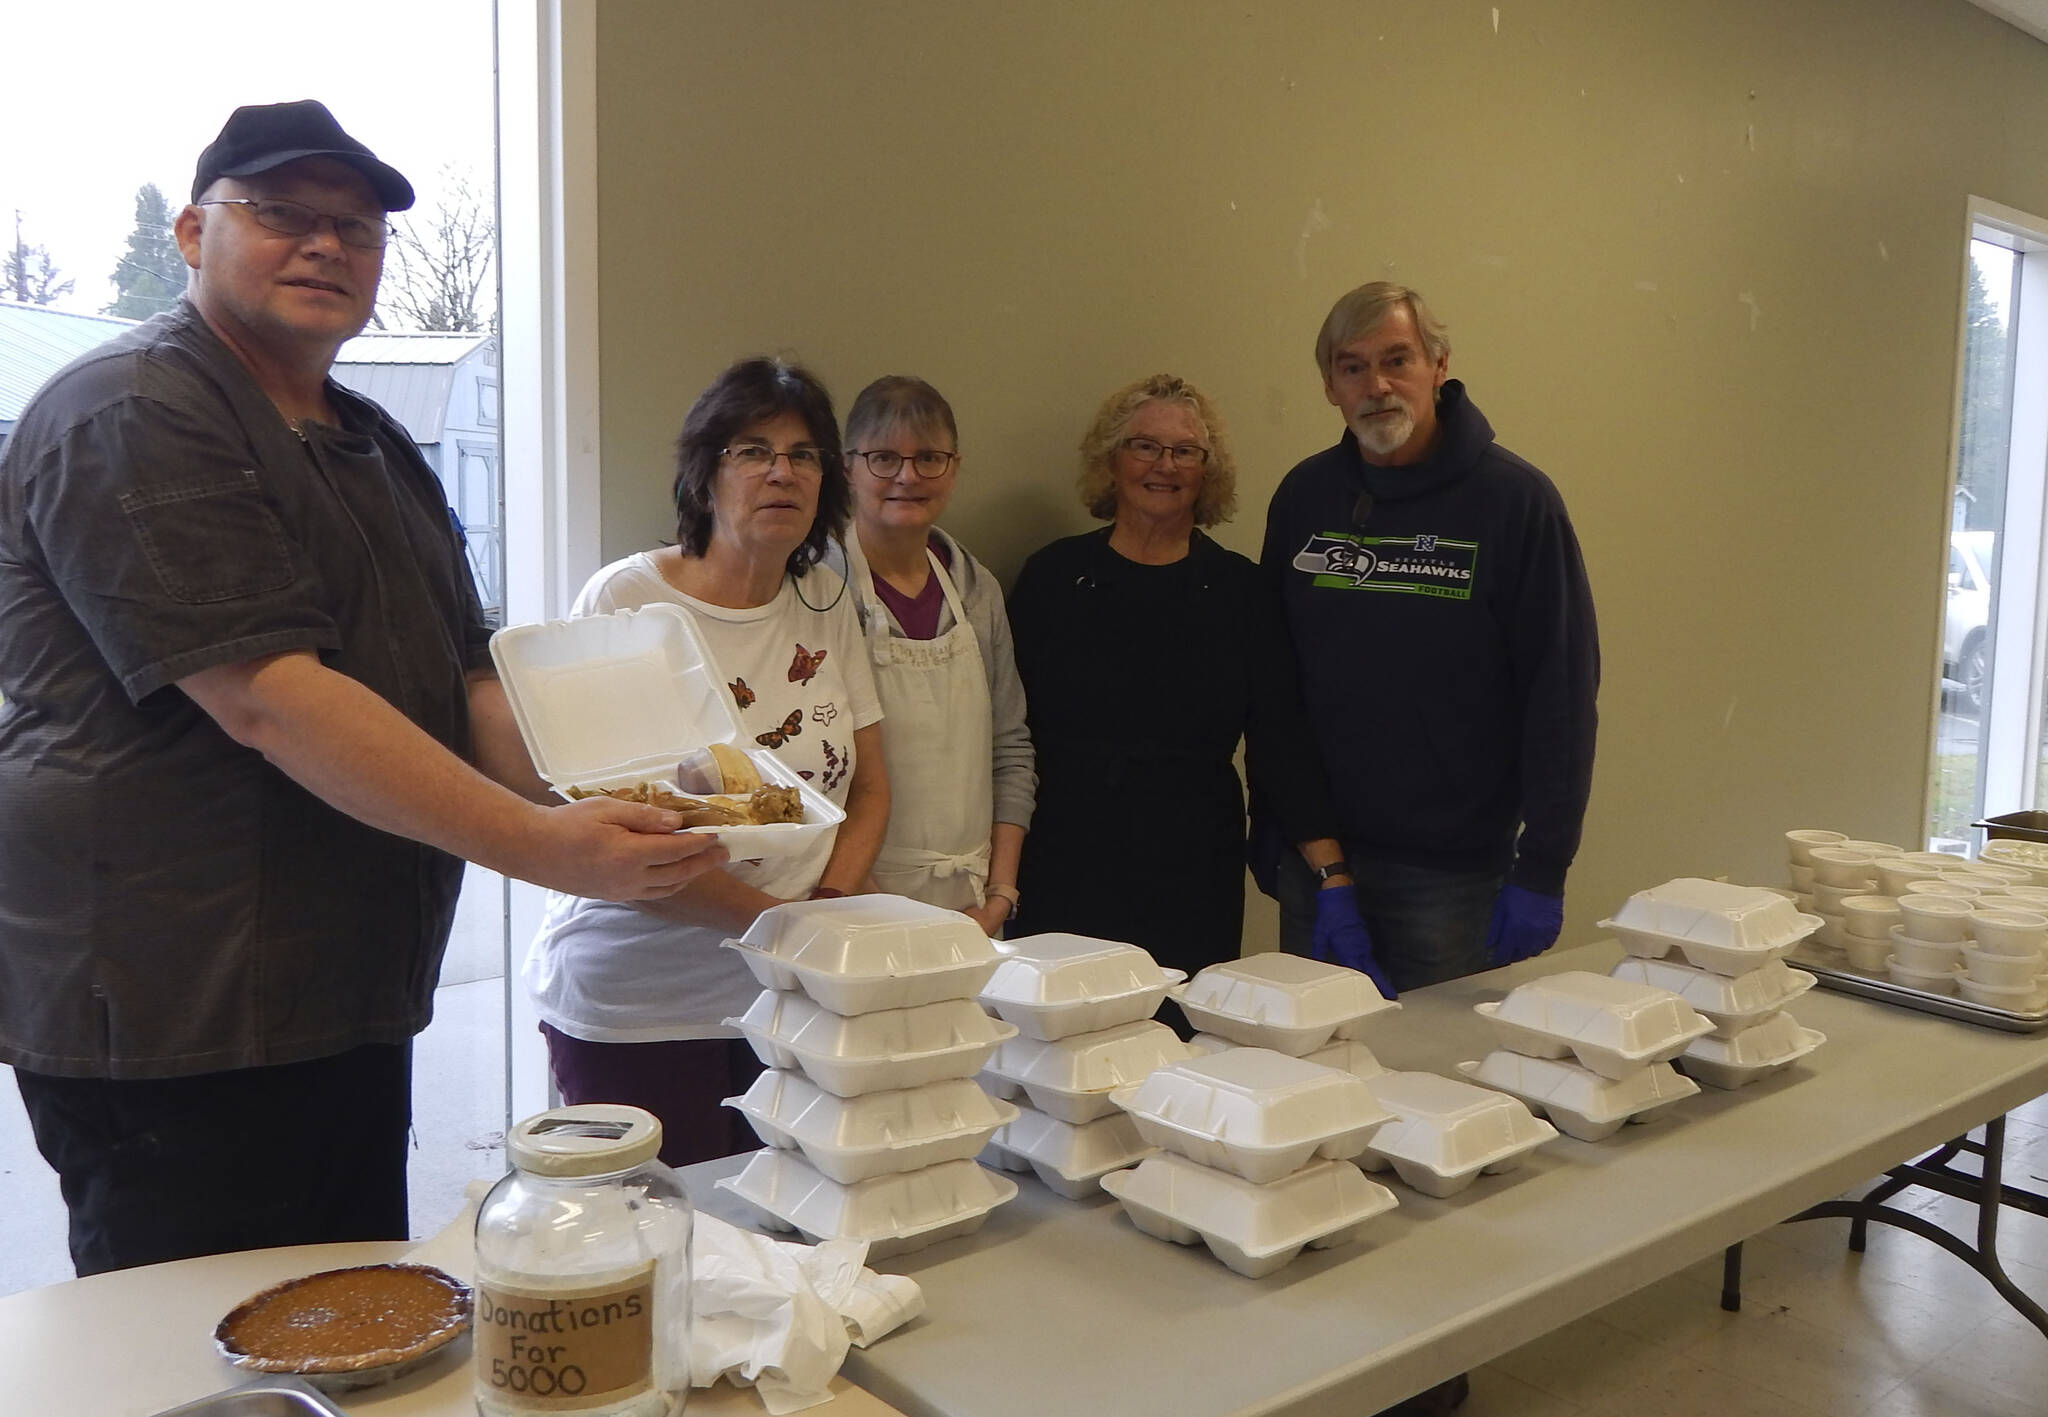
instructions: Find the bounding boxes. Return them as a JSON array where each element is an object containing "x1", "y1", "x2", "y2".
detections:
[
  {"x1": 1313, "y1": 884, "x2": 1397, "y2": 999},
  {"x1": 1487, "y1": 884, "x2": 1565, "y2": 967}
]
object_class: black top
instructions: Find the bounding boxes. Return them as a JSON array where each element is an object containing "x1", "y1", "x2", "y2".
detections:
[
  {"x1": 1259, "y1": 381, "x2": 1599, "y2": 895},
  {"x1": 1008, "y1": 527, "x2": 1333, "y2": 975},
  {"x1": 0, "y1": 300, "x2": 492, "y2": 1078}
]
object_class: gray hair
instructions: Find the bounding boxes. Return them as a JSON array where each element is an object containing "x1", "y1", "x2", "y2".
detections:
[
  {"x1": 1076, "y1": 373, "x2": 1238, "y2": 528},
  {"x1": 1315, "y1": 282, "x2": 1450, "y2": 377}
]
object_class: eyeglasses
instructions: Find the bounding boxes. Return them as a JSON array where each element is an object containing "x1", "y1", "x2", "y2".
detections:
[
  {"x1": 197, "y1": 197, "x2": 389, "y2": 250},
  {"x1": 1121, "y1": 436, "x2": 1210, "y2": 469},
  {"x1": 722, "y1": 443, "x2": 825, "y2": 474},
  {"x1": 849, "y1": 449, "x2": 957, "y2": 479}
]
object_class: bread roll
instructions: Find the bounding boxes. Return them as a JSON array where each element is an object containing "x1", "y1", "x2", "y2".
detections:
[{"x1": 707, "y1": 742, "x2": 762, "y2": 793}]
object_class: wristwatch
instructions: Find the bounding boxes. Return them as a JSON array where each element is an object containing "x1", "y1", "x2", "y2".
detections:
[{"x1": 1310, "y1": 860, "x2": 1352, "y2": 884}]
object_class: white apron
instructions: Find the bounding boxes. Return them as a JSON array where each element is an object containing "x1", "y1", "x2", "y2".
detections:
[{"x1": 854, "y1": 542, "x2": 995, "y2": 911}]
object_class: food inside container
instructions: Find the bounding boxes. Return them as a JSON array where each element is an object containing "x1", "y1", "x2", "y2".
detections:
[
  {"x1": 723, "y1": 1069, "x2": 1017, "y2": 1183},
  {"x1": 1977, "y1": 838, "x2": 2048, "y2": 883},
  {"x1": 978, "y1": 933, "x2": 1185, "y2": 1041},
  {"x1": 1474, "y1": 971, "x2": 1714, "y2": 1079},
  {"x1": 1599, "y1": 879, "x2": 1820, "y2": 975},
  {"x1": 1456, "y1": 1052, "x2": 1699, "y2": 1142},
  {"x1": 488, "y1": 603, "x2": 844, "y2": 858},
  {"x1": 716, "y1": 1150, "x2": 1017, "y2": 1259},
  {"x1": 980, "y1": 1106, "x2": 1155, "y2": 1198},
  {"x1": 1099, "y1": 1153, "x2": 1399, "y2": 1279},
  {"x1": 727, "y1": 991, "x2": 1016, "y2": 1098},
  {"x1": 981, "y1": 1019, "x2": 1195, "y2": 1123},
  {"x1": 1675, "y1": 1010, "x2": 1825, "y2": 1089},
  {"x1": 724, "y1": 895, "x2": 1000, "y2": 1015},
  {"x1": 1107, "y1": 1048, "x2": 1394, "y2": 1184},
  {"x1": 1358, "y1": 1070, "x2": 1558, "y2": 1197},
  {"x1": 1169, "y1": 953, "x2": 1397, "y2": 1055},
  {"x1": 1606, "y1": 956, "x2": 1815, "y2": 1038}
]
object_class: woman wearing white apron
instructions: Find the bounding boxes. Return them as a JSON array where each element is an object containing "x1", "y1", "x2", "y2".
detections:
[{"x1": 841, "y1": 376, "x2": 1036, "y2": 935}]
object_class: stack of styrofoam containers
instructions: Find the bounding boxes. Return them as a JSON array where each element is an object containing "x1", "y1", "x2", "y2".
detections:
[
  {"x1": 972, "y1": 934, "x2": 1192, "y2": 1198},
  {"x1": 1595, "y1": 880, "x2": 1827, "y2": 1089},
  {"x1": 715, "y1": 896, "x2": 1022, "y2": 1258}
]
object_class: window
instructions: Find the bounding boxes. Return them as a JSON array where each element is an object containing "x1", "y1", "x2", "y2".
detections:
[{"x1": 1927, "y1": 205, "x2": 2048, "y2": 847}]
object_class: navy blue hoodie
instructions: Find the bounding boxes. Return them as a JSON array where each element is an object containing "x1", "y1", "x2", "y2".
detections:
[{"x1": 1258, "y1": 381, "x2": 1598, "y2": 895}]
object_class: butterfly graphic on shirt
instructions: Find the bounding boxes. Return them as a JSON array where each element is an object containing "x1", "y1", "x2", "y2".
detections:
[
  {"x1": 755, "y1": 709, "x2": 804, "y2": 749},
  {"x1": 729, "y1": 677, "x2": 755, "y2": 710},
  {"x1": 788, "y1": 644, "x2": 827, "y2": 685}
]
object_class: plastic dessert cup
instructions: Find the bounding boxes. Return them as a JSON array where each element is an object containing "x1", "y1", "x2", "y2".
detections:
[
  {"x1": 1169, "y1": 954, "x2": 1397, "y2": 1055},
  {"x1": 1896, "y1": 894, "x2": 1975, "y2": 942},
  {"x1": 1813, "y1": 912, "x2": 1846, "y2": 950},
  {"x1": 1676, "y1": 1011, "x2": 1825, "y2": 1089},
  {"x1": 977, "y1": 933, "x2": 1185, "y2": 1042},
  {"x1": 979, "y1": 1106, "x2": 1154, "y2": 1199},
  {"x1": 1903, "y1": 879, "x2": 1983, "y2": 900},
  {"x1": 1968, "y1": 908, "x2": 2048, "y2": 955},
  {"x1": 1874, "y1": 861, "x2": 1943, "y2": 896},
  {"x1": 723, "y1": 1069, "x2": 1017, "y2": 1183},
  {"x1": 723, "y1": 895, "x2": 1000, "y2": 1015},
  {"x1": 1886, "y1": 956, "x2": 1958, "y2": 995},
  {"x1": 726, "y1": 991, "x2": 1016, "y2": 1098},
  {"x1": 980, "y1": 1019, "x2": 1195, "y2": 1123},
  {"x1": 1607, "y1": 956, "x2": 1815, "y2": 1038},
  {"x1": 1958, "y1": 945, "x2": 2043, "y2": 988},
  {"x1": 1107, "y1": 1048, "x2": 1394, "y2": 1184},
  {"x1": 1789, "y1": 864, "x2": 1816, "y2": 891},
  {"x1": 1840, "y1": 932, "x2": 1892, "y2": 973},
  {"x1": 1785, "y1": 828, "x2": 1846, "y2": 866},
  {"x1": 716, "y1": 1150, "x2": 1017, "y2": 1258},
  {"x1": 1838, "y1": 894, "x2": 1903, "y2": 941},
  {"x1": 1358, "y1": 1071, "x2": 1558, "y2": 1197},
  {"x1": 1456, "y1": 1052, "x2": 1698, "y2": 1142},
  {"x1": 1807, "y1": 847, "x2": 1880, "y2": 888},
  {"x1": 1099, "y1": 1153, "x2": 1399, "y2": 1279},
  {"x1": 1599, "y1": 879, "x2": 1819, "y2": 975},
  {"x1": 1838, "y1": 840, "x2": 1905, "y2": 857},
  {"x1": 1952, "y1": 974, "x2": 2048, "y2": 1011},
  {"x1": 1474, "y1": 971, "x2": 1714, "y2": 1078},
  {"x1": 1886, "y1": 926, "x2": 1967, "y2": 974}
]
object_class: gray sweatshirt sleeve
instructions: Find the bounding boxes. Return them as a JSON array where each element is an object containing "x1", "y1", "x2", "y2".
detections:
[{"x1": 953, "y1": 540, "x2": 1038, "y2": 830}]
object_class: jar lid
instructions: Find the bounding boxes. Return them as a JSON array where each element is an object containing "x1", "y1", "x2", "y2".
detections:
[{"x1": 507, "y1": 1104, "x2": 664, "y2": 1177}]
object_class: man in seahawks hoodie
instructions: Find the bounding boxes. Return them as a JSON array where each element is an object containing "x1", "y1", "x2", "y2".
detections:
[{"x1": 1259, "y1": 281, "x2": 1598, "y2": 1000}]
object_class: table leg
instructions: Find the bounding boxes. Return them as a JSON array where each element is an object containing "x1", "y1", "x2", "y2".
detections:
[{"x1": 1720, "y1": 1243, "x2": 1742, "y2": 1313}]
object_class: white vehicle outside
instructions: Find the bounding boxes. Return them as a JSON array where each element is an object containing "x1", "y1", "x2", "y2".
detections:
[{"x1": 1944, "y1": 530, "x2": 1994, "y2": 713}]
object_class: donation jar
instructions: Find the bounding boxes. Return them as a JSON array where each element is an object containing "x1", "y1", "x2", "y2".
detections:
[{"x1": 474, "y1": 1104, "x2": 693, "y2": 1416}]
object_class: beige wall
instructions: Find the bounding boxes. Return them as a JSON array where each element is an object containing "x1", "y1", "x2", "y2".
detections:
[{"x1": 592, "y1": 0, "x2": 2048, "y2": 948}]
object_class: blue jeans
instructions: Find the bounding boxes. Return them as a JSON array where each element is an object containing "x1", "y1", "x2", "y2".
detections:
[{"x1": 1277, "y1": 851, "x2": 1504, "y2": 991}]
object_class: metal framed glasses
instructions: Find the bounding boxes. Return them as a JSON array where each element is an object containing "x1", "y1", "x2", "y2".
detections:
[
  {"x1": 1121, "y1": 436, "x2": 1210, "y2": 469},
  {"x1": 721, "y1": 443, "x2": 826, "y2": 474},
  {"x1": 849, "y1": 448, "x2": 957, "y2": 479},
  {"x1": 196, "y1": 197, "x2": 390, "y2": 250}
]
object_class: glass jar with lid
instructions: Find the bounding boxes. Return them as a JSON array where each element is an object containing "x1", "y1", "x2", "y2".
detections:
[{"x1": 474, "y1": 1104, "x2": 692, "y2": 1416}]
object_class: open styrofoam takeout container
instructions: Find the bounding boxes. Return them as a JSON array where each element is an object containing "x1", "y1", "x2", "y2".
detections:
[
  {"x1": 724, "y1": 1069, "x2": 1017, "y2": 1184},
  {"x1": 1457, "y1": 1052, "x2": 1699, "y2": 1142},
  {"x1": 727, "y1": 991, "x2": 1016, "y2": 1098},
  {"x1": 1599, "y1": 878, "x2": 1821, "y2": 975},
  {"x1": 1099, "y1": 1153, "x2": 1399, "y2": 1279},
  {"x1": 1168, "y1": 954, "x2": 1398, "y2": 1056},
  {"x1": 979, "y1": 934, "x2": 1185, "y2": 1041},
  {"x1": 1675, "y1": 1010, "x2": 1826, "y2": 1090},
  {"x1": 980, "y1": 1020, "x2": 1195, "y2": 1124},
  {"x1": 1474, "y1": 971, "x2": 1715, "y2": 1079},
  {"x1": 1607, "y1": 956, "x2": 1816, "y2": 1038},
  {"x1": 979, "y1": 1107, "x2": 1154, "y2": 1199},
  {"x1": 1107, "y1": 1048, "x2": 1393, "y2": 1185},
  {"x1": 716, "y1": 1149, "x2": 1017, "y2": 1259},
  {"x1": 1358, "y1": 1071, "x2": 1558, "y2": 1197},
  {"x1": 725, "y1": 896, "x2": 1000, "y2": 1015},
  {"x1": 490, "y1": 603, "x2": 843, "y2": 857}
]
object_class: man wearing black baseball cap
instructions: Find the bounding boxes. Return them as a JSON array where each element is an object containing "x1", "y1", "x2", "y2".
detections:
[{"x1": 0, "y1": 101, "x2": 724, "y2": 1276}]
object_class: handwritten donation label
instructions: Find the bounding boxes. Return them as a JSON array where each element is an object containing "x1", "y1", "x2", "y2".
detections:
[{"x1": 474, "y1": 1263, "x2": 656, "y2": 1412}]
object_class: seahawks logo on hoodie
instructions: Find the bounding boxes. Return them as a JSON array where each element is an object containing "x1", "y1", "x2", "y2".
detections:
[{"x1": 1291, "y1": 533, "x2": 1478, "y2": 599}]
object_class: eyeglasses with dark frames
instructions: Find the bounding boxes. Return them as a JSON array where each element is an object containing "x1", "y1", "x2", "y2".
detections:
[
  {"x1": 1121, "y1": 436, "x2": 1210, "y2": 469},
  {"x1": 196, "y1": 197, "x2": 390, "y2": 250},
  {"x1": 721, "y1": 443, "x2": 826, "y2": 474},
  {"x1": 849, "y1": 449, "x2": 958, "y2": 479}
]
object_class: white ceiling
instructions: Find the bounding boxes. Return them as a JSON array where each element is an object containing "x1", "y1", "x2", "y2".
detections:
[{"x1": 1967, "y1": 0, "x2": 2048, "y2": 45}]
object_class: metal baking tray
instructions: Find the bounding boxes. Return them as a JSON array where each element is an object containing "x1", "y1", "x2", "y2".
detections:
[
  {"x1": 149, "y1": 1375, "x2": 348, "y2": 1416},
  {"x1": 1974, "y1": 810, "x2": 2048, "y2": 844},
  {"x1": 1790, "y1": 945, "x2": 2048, "y2": 1034}
]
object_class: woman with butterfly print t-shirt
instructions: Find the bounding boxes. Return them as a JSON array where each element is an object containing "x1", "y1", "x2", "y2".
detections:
[{"x1": 524, "y1": 359, "x2": 887, "y2": 1167}]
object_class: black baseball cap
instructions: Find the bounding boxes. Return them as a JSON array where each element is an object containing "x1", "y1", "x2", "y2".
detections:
[{"x1": 191, "y1": 99, "x2": 414, "y2": 211}]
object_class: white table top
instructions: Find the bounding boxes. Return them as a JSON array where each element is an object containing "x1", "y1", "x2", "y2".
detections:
[{"x1": 680, "y1": 941, "x2": 2048, "y2": 1417}]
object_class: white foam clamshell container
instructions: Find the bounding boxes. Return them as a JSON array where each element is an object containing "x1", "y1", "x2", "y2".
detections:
[
  {"x1": 979, "y1": 1107, "x2": 1154, "y2": 1198},
  {"x1": 1186, "y1": 1034, "x2": 1390, "y2": 1080},
  {"x1": 980, "y1": 1020, "x2": 1195, "y2": 1123},
  {"x1": 723, "y1": 1069, "x2": 1018, "y2": 1183},
  {"x1": 1473, "y1": 971, "x2": 1715, "y2": 1079},
  {"x1": 978, "y1": 933, "x2": 1185, "y2": 1041},
  {"x1": 1456, "y1": 1052, "x2": 1699, "y2": 1142},
  {"x1": 1106, "y1": 1048, "x2": 1395, "y2": 1184},
  {"x1": 1357, "y1": 1071, "x2": 1558, "y2": 1197},
  {"x1": 724, "y1": 895, "x2": 1000, "y2": 1015},
  {"x1": 716, "y1": 1149, "x2": 1016, "y2": 1259},
  {"x1": 1607, "y1": 956, "x2": 1817, "y2": 1038},
  {"x1": 1168, "y1": 954, "x2": 1398, "y2": 1055},
  {"x1": 1599, "y1": 878, "x2": 1821, "y2": 975},
  {"x1": 489, "y1": 604, "x2": 843, "y2": 858},
  {"x1": 727, "y1": 990, "x2": 1017, "y2": 1098},
  {"x1": 1098, "y1": 1153, "x2": 1399, "y2": 1279},
  {"x1": 1676, "y1": 1010, "x2": 1826, "y2": 1090}
]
